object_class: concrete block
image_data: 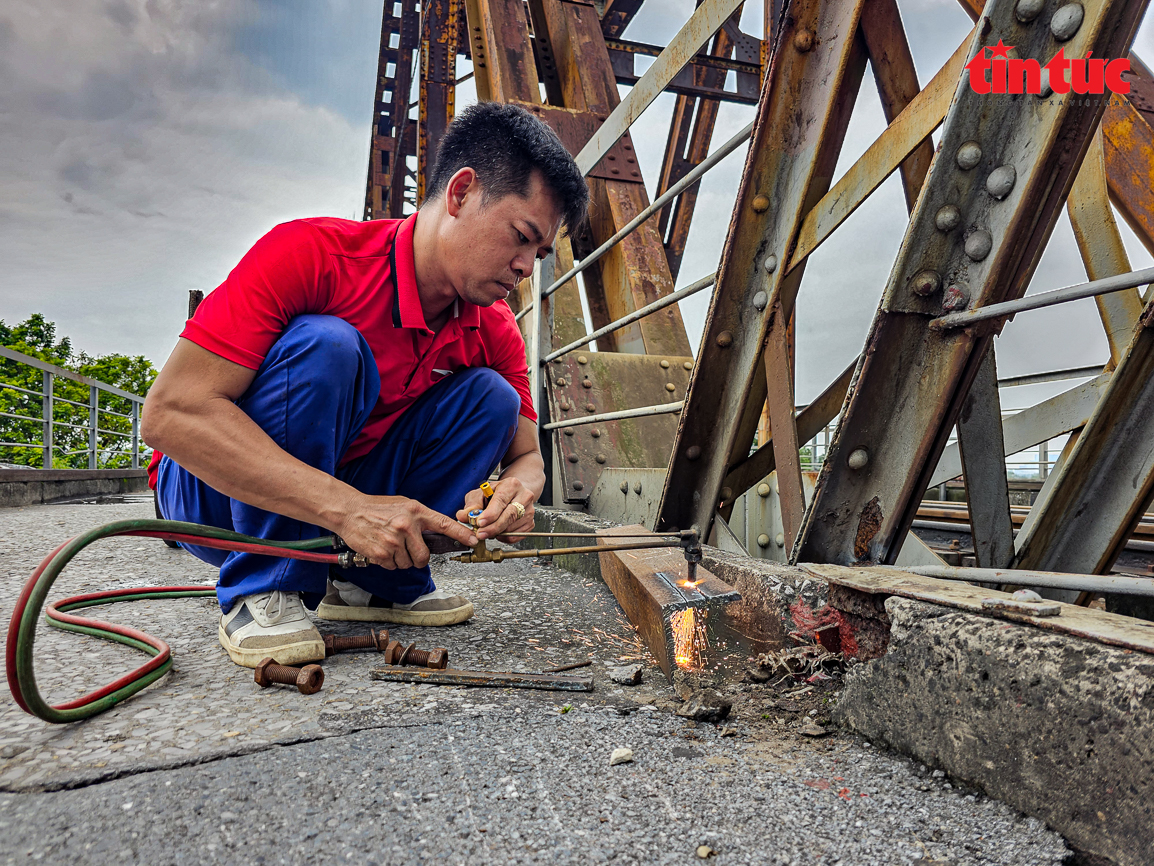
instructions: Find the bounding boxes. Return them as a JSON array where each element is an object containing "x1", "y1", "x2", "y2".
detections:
[{"x1": 835, "y1": 597, "x2": 1154, "y2": 866}]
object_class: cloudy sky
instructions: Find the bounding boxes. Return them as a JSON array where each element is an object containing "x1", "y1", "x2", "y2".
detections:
[{"x1": 2, "y1": 0, "x2": 1153, "y2": 410}]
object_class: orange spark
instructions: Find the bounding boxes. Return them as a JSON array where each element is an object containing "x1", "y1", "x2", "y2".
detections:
[{"x1": 670, "y1": 608, "x2": 709, "y2": 669}]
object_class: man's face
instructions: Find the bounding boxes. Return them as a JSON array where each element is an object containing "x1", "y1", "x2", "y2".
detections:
[{"x1": 443, "y1": 169, "x2": 563, "y2": 308}]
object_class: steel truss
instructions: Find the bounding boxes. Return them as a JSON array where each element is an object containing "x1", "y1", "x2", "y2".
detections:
[{"x1": 363, "y1": 0, "x2": 1154, "y2": 594}]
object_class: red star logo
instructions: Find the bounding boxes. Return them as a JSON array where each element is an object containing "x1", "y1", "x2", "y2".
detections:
[{"x1": 989, "y1": 39, "x2": 1013, "y2": 59}]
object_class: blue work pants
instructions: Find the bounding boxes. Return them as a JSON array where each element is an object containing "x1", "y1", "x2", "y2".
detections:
[{"x1": 155, "y1": 315, "x2": 520, "y2": 611}]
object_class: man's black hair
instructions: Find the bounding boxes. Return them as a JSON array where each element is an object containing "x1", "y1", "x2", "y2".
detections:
[{"x1": 425, "y1": 102, "x2": 589, "y2": 233}]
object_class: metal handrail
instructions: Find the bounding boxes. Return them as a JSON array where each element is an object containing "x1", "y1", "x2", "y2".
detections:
[
  {"x1": 543, "y1": 273, "x2": 717, "y2": 363},
  {"x1": 543, "y1": 401, "x2": 684, "y2": 430},
  {"x1": 0, "y1": 346, "x2": 146, "y2": 469}
]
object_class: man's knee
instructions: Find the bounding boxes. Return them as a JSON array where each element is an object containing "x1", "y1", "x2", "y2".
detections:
[
  {"x1": 271, "y1": 315, "x2": 372, "y2": 381},
  {"x1": 457, "y1": 367, "x2": 521, "y2": 426}
]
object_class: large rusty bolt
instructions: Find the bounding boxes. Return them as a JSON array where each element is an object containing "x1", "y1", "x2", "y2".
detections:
[
  {"x1": 383, "y1": 640, "x2": 449, "y2": 669},
  {"x1": 254, "y1": 658, "x2": 324, "y2": 695},
  {"x1": 323, "y1": 629, "x2": 390, "y2": 656}
]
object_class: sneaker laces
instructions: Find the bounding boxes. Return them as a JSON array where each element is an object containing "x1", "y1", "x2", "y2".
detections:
[{"x1": 257, "y1": 590, "x2": 297, "y2": 625}]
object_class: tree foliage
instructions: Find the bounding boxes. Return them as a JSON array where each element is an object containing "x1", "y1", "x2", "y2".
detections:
[{"x1": 0, "y1": 314, "x2": 158, "y2": 469}]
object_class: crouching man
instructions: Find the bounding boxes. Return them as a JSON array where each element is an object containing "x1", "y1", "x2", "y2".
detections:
[{"x1": 142, "y1": 103, "x2": 589, "y2": 667}]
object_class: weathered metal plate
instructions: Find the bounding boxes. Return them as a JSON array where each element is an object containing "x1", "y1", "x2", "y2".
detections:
[
  {"x1": 369, "y1": 666, "x2": 594, "y2": 691},
  {"x1": 597, "y1": 525, "x2": 740, "y2": 680},
  {"x1": 519, "y1": 103, "x2": 640, "y2": 182},
  {"x1": 800, "y1": 563, "x2": 1154, "y2": 656},
  {"x1": 547, "y1": 353, "x2": 691, "y2": 502}
]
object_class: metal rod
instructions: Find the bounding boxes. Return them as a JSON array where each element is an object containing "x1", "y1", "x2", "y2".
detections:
[
  {"x1": 900, "y1": 564, "x2": 1154, "y2": 597},
  {"x1": 543, "y1": 273, "x2": 716, "y2": 362},
  {"x1": 996, "y1": 365, "x2": 1105, "y2": 388},
  {"x1": 515, "y1": 303, "x2": 533, "y2": 323},
  {"x1": 511, "y1": 530, "x2": 692, "y2": 538},
  {"x1": 540, "y1": 660, "x2": 593, "y2": 673},
  {"x1": 542, "y1": 401, "x2": 683, "y2": 431},
  {"x1": 370, "y1": 666, "x2": 594, "y2": 691},
  {"x1": 544, "y1": 122, "x2": 752, "y2": 300},
  {"x1": 930, "y1": 266, "x2": 1154, "y2": 330},
  {"x1": 452, "y1": 539, "x2": 681, "y2": 563}
]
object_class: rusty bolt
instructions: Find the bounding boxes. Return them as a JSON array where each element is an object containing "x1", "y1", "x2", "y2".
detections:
[
  {"x1": 591, "y1": 428, "x2": 601, "y2": 438},
  {"x1": 847, "y1": 448, "x2": 870, "y2": 470},
  {"x1": 910, "y1": 270, "x2": 941, "y2": 297},
  {"x1": 585, "y1": 403, "x2": 595, "y2": 412},
  {"x1": 660, "y1": 359, "x2": 670, "y2": 369},
  {"x1": 666, "y1": 382, "x2": 676, "y2": 392},
  {"x1": 753, "y1": 291, "x2": 769, "y2": 311},
  {"x1": 254, "y1": 658, "x2": 324, "y2": 695},
  {"x1": 323, "y1": 629, "x2": 389, "y2": 656},
  {"x1": 757, "y1": 482, "x2": 771, "y2": 497},
  {"x1": 751, "y1": 194, "x2": 770, "y2": 213},
  {"x1": 964, "y1": 229, "x2": 992, "y2": 262},
  {"x1": 386, "y1": 641, "x2": 449, "y2": 669},
  {"x1": 620, "y1": 480, "x2": 629, "y2": 494},
  {"x1": 582, "y1": 379, "x2": 592, "y2": 389},
  {"x1": 596, "y1": 453, "x2": 607, "y2": 464},
  {"x1": 556, "y1": 377, "x2": 568, "y2": 387},
  {"x1": 720, "y1": 486, "x2": 733, "y2": 502},
  {"x1": 793, "y1": 28, "x2": 814, "y2": 52},
  {"x1": 568, "y1": 454, "x2": 579, "y2": 463},
  {"x1": 943, "y1": 282, "x2": 970, "y2": 312},
  {"x1": 956, "y1": 141, "x2": 982, "y2": 170},
  {"x1": 757, "y1": 533, "x2": 771, "y2": 548},
  {"x1": 686, "y1": 445, "x2": 701, "y2": 461},
  {"x1": 563, "y1": 428, "x2": 574, "y2": 436},
  {"x1": 573, "y1": 481, "x2": 585, "y2": 491},
  {"x1": 577, "y1": 355, "x2": 588, "y2": 365},
  {"x1": 716, "y1": 331, "x2": 733, "y2": 348},
  {"x1": 383, "y1": 640, "x2": 404, "y2": 664},
  {"x1": 763, "y1": 255, "x2": 778, "y2": 274},
  {"x1": 986, "y1": 165, "x2": 1016, "y2": 200},
  {"x1": 1051, "y1": 3, "x2": 1083, "y2": 41},
  {"x1": 633, "y1": 482, "x2": 642, "y2": 494},
  {"x1": 935, "y1": 205, "x2": 961, "y2": 232},
  {"x1": 683, "y1": 361, "x2": 693, "y2": 370},
  {"x1": 1015, "y1": 0, "x2": 1044, "y2": 22}
]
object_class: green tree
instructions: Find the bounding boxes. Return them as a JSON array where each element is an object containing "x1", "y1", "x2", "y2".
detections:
[{"x1": 0, "y1": 315, "x2": 158, "y2": 469}]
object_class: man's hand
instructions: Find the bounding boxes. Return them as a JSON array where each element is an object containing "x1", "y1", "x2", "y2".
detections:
[
  {"x1": 456, "y1": 477, "x2": 536, "y2": 542},
  {"x1": 340, "y1": 494, "x2": 478, "y2": 570}
]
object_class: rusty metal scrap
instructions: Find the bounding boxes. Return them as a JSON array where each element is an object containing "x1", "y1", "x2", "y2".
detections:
[{"x1": 369, "y1": 665, "x2": 594, "y2": 691}]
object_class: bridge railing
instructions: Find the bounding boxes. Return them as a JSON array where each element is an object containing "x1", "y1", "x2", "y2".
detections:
[{"x1": 0, "y1": 346, "x2": 147, "y2": 470}]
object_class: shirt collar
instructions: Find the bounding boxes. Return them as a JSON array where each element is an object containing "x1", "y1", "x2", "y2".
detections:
[{"x1": 393, "y1": 212, "x2": 482, "y2": 333}]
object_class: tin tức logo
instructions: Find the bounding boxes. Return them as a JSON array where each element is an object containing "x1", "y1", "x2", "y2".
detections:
[{"x1": 965, "y1": 40, "x2": 1131, "y2": 95}]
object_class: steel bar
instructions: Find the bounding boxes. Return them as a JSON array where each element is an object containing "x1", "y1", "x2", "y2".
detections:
[
  {"x1": 370, "y1": 666, "x2": 594, "y2": 691},
  {"x1": 797, "y1": 0, "x2": 1151, "y2": 567},
  {"x1": 0, "y1": 348, "x2": 143, "y2": 403},
  {"x1": 897, "y1": 566, "x2": 1154, "y2": 599},
  {"x1": 930, "y1": 267, "x2": 1154, "y2": 331},
  {"x1": 543, "y1": 123, "x2": 751, "y2": 299},
  {"x1": 0, "y1": 442, "x2": 43, "y2": 449},
  {"x1": 510, "y1": 531, "x2": 692, "y2": 538},
  {"x1": 41, "y1": 371, "x2": 51, "y2": 469},
  {"x1": 996, "y1": 365, "x2": 1104, "y2": 389},
  {"x1": 573, "y1": 0, "x2": 742, "y2": 176},
  {"x1": 763, "y1": 306, "x2": 805, "y2": 551},
  {"x1": 452, "y1": 539, "x2": 681, "y2": 562},
  {"x1": 544, "y1": 273, "x2": 715, "y2": 362},
  {"x1": 542, "y1": 401, "x2": 682, "y2": 431},
  {"x1": 0, "y1": 410, "x2": 41, "y2": 423},
  {"x1": 658, "y1": 0, "x2": 868, "y2": 539},
  {"x1": 0, "y1": 383, "x2": 45, "y2": 398},
  {"x1": 540, "y1": 660, "x2": 592, "y2": 673}
]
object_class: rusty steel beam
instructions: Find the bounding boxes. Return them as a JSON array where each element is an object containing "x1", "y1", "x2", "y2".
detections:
[
  {"x1": 600, "y1": 0, "x2": 644, "y2": 39},
  {"x1": 606, "y1": 35, "x2": 760, "y2": 105},
  {"x1": 795, "y1": 0, "x2": 1151, "y2": 567},
  {"x1": 858, "y1": 0, "x2": 936, "y2": 211},
  {"x1": 596, "y1": 525, "x2": 740, "y2": 680},
  {"x1": 956, "y1": 348, "x2": 1014, "y2": 569},
  {"x1": 1014, "y1": 300, "x2": 1154, "y2": 576},
  {"x1": 418, "y1": 0, "x2": 461, "y2": 205},
  {"x1": 657, "y1": 0, "x2": 869, "y2": 537},
  {"x1": 1068, "y1": 129, "x2": 1148, "y2": 365},
  {"x1": 364, "y1": 0, "x2": 421, "y2": 220}
]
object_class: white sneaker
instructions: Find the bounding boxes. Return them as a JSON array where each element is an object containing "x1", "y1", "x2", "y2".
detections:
[
  {"x1": 316, "y1": 579, "x2": 474, "y2": 626},
  {"x1": 218, "y1": 591, "x2": 325, "y2": 668}
]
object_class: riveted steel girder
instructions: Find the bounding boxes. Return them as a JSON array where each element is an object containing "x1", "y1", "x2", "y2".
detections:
[
  {"x1": 656, "y1": 0, "x2": 869, "y2": 536},
  {"x1": 795, "y1": 0, "x2": 1150, "y2": 566}
]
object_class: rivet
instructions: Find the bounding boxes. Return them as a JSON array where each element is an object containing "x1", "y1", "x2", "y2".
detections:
[
  {"x1": 683, "y1": 361, "x2": 693, "y2": 370},
  {"x1": 752, "y1": 194, "x2": 770, "y2": 213},
  {"x1": 956, "y1": 141, "x2": 982, "y2": 170},
  {"x1": 763, "y1": 255, "x2": 778, "y2": 274},
  {"x1": 582, "y1": 379, "x2": 592, "y2": 389},
  {"x1": 757, "y1": 533, "x2": 771, "y2": 548},
  {"x1": 720, "y1": 487, "x2": 733, "y2": 502},
  {"x1": 775, "y1": 533, "x2": 786, "y2": 548},
  {"x1": 686, "y1": 446, "x2": 701, "y2": 461},
  {"x1": 943, "y1": 282, "x2": 970, "y2": 312},
  {"x1": 986, "y1": 165, "x2": 1016, "y2": 200},
  {"x1": 563, "y1": 428, "x2": 574, "y2": 436},
  {"x1": 596, "y1": 454, "x2": 607, "y2": 464},
  {"x1": 591, "y1": 428, "x2": 601, "y2": 438},
  {"x1": 935, "y1": 205, "x2": 961, "y2": 232},
  {"x1": 753, "y1": 291, "x2": 769, "y2": 311},
  {"x1": 847, "y1": 448, "x2": 869, "y2": 470},
  {"x1": 585, "y1": 403, "x2": 595, "y2": 412},
  {"x1": 577, "y1": 355, "x2": 588, "y2": 365},
  {"x1": 665, "y1": 383, "x2": 676, "y2": 392},
  {"x1": 965, "y1": 229, "x2": 993, "y2": 262},
  {"x1": 560, "y1": 399, "x2": 570, "y2": 411},
  {"x1": 793, "y1": 29, "x2": 814, "y2": 52},
  {"x1": 568, "y1": 454, "x2": 579, "y2": 463},
  {"x1": 620, "y1": 480, "x2": 629, "y2": 494},
  {"x1": 910, "y1": 270, "x2": 942, "y2": 297},
  {"x1": 573, "y1": 481, "x2": 584, "y2": 491},
  {"x1": 660, "y1": 359, "x2": 670, "y2": 368},
  {"x1": 1051, "y1": 3, "x2": 1083, "y2": 41},
  {"x1": 557, "y1": 377, "x2": 567, "y2": 387},
  {"x1": 757, "y1": 483, "x2": 771, "y2": 497},
  {"x1": 633, "y1": 482, "x2": 642, "y2": 494},
  {"x1": 716, "y1": 331, "x2": 733, "y2": 348},
  {"x1": 1015, "y1": 0, "x2": 1044, "y2": 22}
]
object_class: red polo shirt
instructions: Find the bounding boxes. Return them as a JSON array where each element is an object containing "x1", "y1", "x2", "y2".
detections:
[{"x1": 148, "y1": 214, "x2": 534, "y2": 488}]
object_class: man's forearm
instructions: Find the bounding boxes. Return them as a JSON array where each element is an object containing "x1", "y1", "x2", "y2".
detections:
[{"x1": 146, "y1": 397, "x2": 360, "y2": 534}]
